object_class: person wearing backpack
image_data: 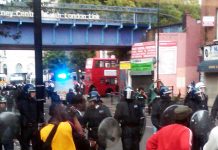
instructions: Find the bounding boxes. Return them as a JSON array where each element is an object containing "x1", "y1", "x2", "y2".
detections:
[{"x1": 39, "y1": 104, "x2": 76, "y2": 150}]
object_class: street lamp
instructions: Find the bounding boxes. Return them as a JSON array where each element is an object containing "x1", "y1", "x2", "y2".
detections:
[
  {"x1": 156, "y1": 0, "x2": 160, "y2": 88},
  {"x1": 33, "y1": 0, "x2": 44, "y2": 123}
]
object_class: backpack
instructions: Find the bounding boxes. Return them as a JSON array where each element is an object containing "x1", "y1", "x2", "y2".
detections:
[{"x1": 36, "y1": 123, "x2": 59, "y2": 150}]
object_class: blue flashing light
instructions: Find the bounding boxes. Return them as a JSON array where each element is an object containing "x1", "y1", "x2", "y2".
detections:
[{"x1": 57, "y1": 73, "x2": 67, "y2": 79}]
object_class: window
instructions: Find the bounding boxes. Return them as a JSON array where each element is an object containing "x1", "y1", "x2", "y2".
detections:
[
  {"x1": 16, "y1": 63, "x2": 23, "y2": 73},
  {"x1": 105, "y1": 61, "x2": 110, "y2": 68},
  {"x1": 3, "y1": 64, "x2": 7, "y2": 75},
  {"x1": 95, "y1": 60, "x2": 104, "y2": 68}
]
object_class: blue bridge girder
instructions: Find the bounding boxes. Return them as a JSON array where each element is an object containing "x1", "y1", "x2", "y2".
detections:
[{"x1": 0, "y1": 2, "x2": 157, "y2": 50}]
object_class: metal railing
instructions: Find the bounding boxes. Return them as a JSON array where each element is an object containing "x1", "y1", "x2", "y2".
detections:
[{"x1": 0, "y1": 2, "x2": 157, "y2": 25}]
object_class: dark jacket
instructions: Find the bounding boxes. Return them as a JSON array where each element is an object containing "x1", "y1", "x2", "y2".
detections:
[
  {"x1": 17, "y1": 96, "x2": 38, "y2": 127},
  {"x1": 151, "y1": 96, "x2": 175, "y2": 130},
  {"x1": 82, "y1": 105, "x2": 111, "y2": 140}
]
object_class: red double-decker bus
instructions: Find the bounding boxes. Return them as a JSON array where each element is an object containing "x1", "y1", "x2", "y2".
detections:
[{"x1": 84, "y1": 57, "x2": 119, "y2": 96}]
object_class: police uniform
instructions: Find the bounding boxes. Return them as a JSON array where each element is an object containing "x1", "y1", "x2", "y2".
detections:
[
  {"x1": 82, "y1": 98, "x2": 111, "y2": 150},
  {"x1": 151, "y1": 86, "x2": 175, "y2": 130},
  {"x1": 114, "y1": 87, "x2": 145, "y2": 150}
]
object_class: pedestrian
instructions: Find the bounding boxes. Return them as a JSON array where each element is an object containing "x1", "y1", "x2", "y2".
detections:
[
  {"x1": 82, "y1": 96, "x2": 112, "y2": 150},
  {"x1": 39, "y1": 103, "x2": 77, "y2": 150},
  {"x1": 88, "y1": 87, "x2": 100, "y2": 98},
  {"x1": 146, "y1": 105, "x2": 193, "y2": 150},
  {"x1": 50, "y1": 91, "x2": 61, "y2": 104},
  {"x1": 203, "y1": 126, "x2": 218, "y2": 150},
  {"x1": 17, "y1": 84, "x2": 43, "y2": 150},
  {"x1": 67, "y1": 94, "x2": 86, "y2": 125},
  {"x1": 136, "y1": 87, "x2": 148, "y2": 113},
  {"x1": 66, "y1": 88, "x2": 75, "y2": 105},
  {"x1": 151, "y1": 86, "x2": 175, "y2": 130},
  {"x1": 114, "y1": 87, "x2": 145, "y2": 150}
]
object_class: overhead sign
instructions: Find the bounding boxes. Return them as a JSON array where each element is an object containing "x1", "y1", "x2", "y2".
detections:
[
  {"x1": 120, "y1": 61, "x2": 131, "y2": 70},
  {"x1": 204, "y1": 45, "x2": 218, "y2": 60},
  {"x1": 131, "y1": 41, "x2": 156, "y2": 59},
  {"x1": 131, "y1": 59, "x2": 153, "y2": 72},
  {"x1": 202, "y1": 16, "x2": 215, "y2": 27},
  {"x1": 0, "y1": 10, "x2": 100, "y2": 20}
]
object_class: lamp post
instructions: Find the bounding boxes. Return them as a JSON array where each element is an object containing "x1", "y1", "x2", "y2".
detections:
[
  {"x1": 156, "y1": 0, "x2": 160, "y2": 89},
  {"x1": 33, "y1": 0, "x2": 44, "y2": 123}
]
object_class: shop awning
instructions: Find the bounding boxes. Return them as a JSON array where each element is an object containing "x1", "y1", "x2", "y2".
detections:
[{"x1": 198, "y1": 60, "x2": 218, "y2": 72}]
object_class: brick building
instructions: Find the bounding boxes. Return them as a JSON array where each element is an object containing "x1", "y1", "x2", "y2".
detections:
[{"x1": 198, "y1": 0, "x2": 218, "y2": 106}]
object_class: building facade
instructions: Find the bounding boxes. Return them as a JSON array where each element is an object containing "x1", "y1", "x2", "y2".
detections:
[
  {"x1": 199, "y1": 0, "x2": 218, "y2": 106},
  {"x1": 0, "y1": 50, "x2": 35, "y2": 84}
]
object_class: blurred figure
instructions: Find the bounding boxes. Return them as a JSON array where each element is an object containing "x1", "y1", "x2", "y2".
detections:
[
  {"x1": 67, "y1": 95, "x2": 86, "y2": 124},
  {"x1": 83, "y1": 96, "x2": 112, "y2": 150},
  {"x1": 89, "y1": 87, "x2": 100, "y2": 99},
  {"x1": 66, "y1": 88, "x2": 75, "y2": 105},
  {"x1": 184, "y1": 81, "x2": 208, "y2": 114},
  {"x1": 210, "y1": 95, "x2": 218, "y2": 125},
  {"x1": 40, "y1": 104, "x2": 77, "y2": 150},
  {"x1": 146, "y1": 105, "x2": 193, "y2": 150},
  {"x1": 17, "y1": 84, "x2": 43, "y2": 150},
  {"x1": 136, "y1": 87, "x2": 148, "y2": 112},
  {"x1": 203, "y1": 126, "x2": 218, "y2": 150},
  {"x1": 114, "y1": 87, "x2": 145, "y2": 150},
  {"x1": 51, "y1": 91, "x2": 61, "y2": 104},
  {"x1": 0, "y1": 112, "x2": 20, "y2": 150},
  {"x1": 151, "y1": 86, "x2": 175, "y2": 130}
]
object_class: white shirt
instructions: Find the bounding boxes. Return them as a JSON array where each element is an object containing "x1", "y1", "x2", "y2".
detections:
[{"x1": 203, "y1": 126, "x2": 218, "y2": 150}]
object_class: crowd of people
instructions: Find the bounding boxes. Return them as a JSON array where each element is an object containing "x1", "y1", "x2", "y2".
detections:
[{"x1": 1, "y1": 80, "x2": 218, "y2": 150}]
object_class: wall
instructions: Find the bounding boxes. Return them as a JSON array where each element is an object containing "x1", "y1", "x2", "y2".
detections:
[
  {"x1": 201, "y1": 0, "x2": 218, "y2": 43},
  {"x1": 158, "y1": 15, "x2": 202, "y2": 97}
]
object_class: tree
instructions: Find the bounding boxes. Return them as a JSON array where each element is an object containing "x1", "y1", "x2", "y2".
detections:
[
  {"x1": 70, "y1": 50, "x2": 95, "y2": 71},
  {"x1": 43, "y1": 51, "x2": 70, "y2": 73}
]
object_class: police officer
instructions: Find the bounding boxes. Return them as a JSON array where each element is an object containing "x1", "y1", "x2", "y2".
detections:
[
  {"x1": 184, "y1": 82, "x2": 208, "y2": 114},
  {"x1": 151, "y1": 86, "x2": 175, "y2": 130},
  {"x1": 82, "y1": 96, "x2": 112, "y2": 150},
  {"x1": 17, "y1": 84, "x2": 43, "y2": 150},
  {"x1": 114, "y1": 87, "x2": 145, "y2": 150}
]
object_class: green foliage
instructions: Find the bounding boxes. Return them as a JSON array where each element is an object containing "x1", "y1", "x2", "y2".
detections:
[
  {"x1": 69, "y1": 51, "x2": 95, "y2": 71},
  {"x1": 43, "y1": 51, "x2": 70, "y2": 72},
  {"x1": 59, "y1": 0, "x2": 200, "y2": 26}
]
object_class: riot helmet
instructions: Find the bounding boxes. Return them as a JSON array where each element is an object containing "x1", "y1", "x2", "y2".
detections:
[
  {"x1": 195, "y1": 82, "x2": 206, "y2": 94},
  {"x1": 22, "y1": 84, "x2": 34, "y2": 94},
  {"x1": 190, "y1": 110, "x2": 212, "y2": 141},
  {"x1": 160, "y1": 104, "x2": 192, "y2": 127},
  {"x1": 123, "y1": 87, "x2": 135, "y2": 100},
  {"x1": 159, "y1": 86, "x2": 172, "y2": 98}
]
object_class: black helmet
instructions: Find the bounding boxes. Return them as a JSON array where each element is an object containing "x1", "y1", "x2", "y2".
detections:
[
  {"x1": 190, "y1": 110, "x2": 212, "y2": 137},
  {"x1": 123, "y1": 87, "x2": 135, "y2": 100},
  {"x1": 160, "y1": 104, "x2": 192, "y2": 127},
  {"x1": 23, "y1": 84, "x2": 34, "y2": 94},
  {"x1": 159, "y1": 86, "x2": 172, "y2": 97}
]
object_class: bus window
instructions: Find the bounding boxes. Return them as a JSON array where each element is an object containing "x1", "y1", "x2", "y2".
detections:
[
  {"x1": 111, "y1": 61, "x2": 116, "y2": 68},
  {"x1": 95, "y1": 60, "x2": 104, "y2": 68},
  {"x1": 105, "y1": 61, "x2": 110, "y2": 68}
]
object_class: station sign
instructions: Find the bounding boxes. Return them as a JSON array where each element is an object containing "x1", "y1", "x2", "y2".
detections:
[
  {"x1": 131, "y1": 59, "x2": 153, "y2": 72},
  {"x1": 0, "y1": 10, "x2": 100, "y2": 20}
]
